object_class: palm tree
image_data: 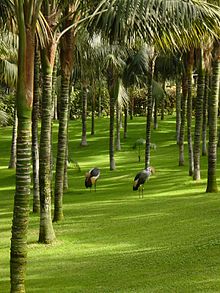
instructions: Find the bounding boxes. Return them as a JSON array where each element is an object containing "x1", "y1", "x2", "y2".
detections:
[
  {"x1": 145, "y1": 48, "x2": 157, "y2": 168},
  {"x1": 8, "y1": 0, "x2": 43, "y2": 291},
  {"x1": 38, "y1": 0, "x2": 60, "y2": 241},
  {"x1": 186, "y1": 49, "x2": 194, "y2": 176},
  {"x1": 179, "y1": 70, "x2": 187, "y2": 166},
  {"x1": 32, "y1": 45, "x2": 40, "y2": 213},
  {"x1": 206, "y1": 41, "x2": 220, "y2": 193},
  {"x1": 193, "y1": 48, "x2": 205, "y2": 180},
  {"x1": 53, "y1": 3, "x2": 77, "y2": 222}
]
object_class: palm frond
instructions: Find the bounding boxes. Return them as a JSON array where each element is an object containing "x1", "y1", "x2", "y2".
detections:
[
  {"x1": 0, "y1": 59, "x2": 17, "y2": 87},
  {"x1": 0, "y1": 109, "x2": 9, "y2": 126}
]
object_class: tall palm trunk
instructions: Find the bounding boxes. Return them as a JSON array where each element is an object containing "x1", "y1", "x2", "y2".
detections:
[
  {"x1": 98, "y1": 85, "x2": 102, "y2": 118},
  {"x1": 145, "y1": 56, "x2": 155, "y2": 168},
  {"x1": 202, "y1": 73, "x2": 209, "y2": 156},
  {"x1": 161, "y1": 79, "x2": 165, "y2": 120},
  {"x1": 176, "y1": 77, "x2": 181, "y2": 144},
  {"x1": 10, "y1": 17, "x2": 36, "y2": 293},
  {"x1": 39, "y1": 46, "x2": 56, "y2": 243},
  {"x1": 123, "y1": 105, "x2": 128, "y2": 139},
  {"x1": 8, "y1": 105, "x2": 17, "y2": 169},
  {"x1": 108, "y1": 65, "x2": 116, "y2": 170},
  {"x1": 91, "y1": 83, "x2": 95, "y2": 135},
  {"x1": 53, "y1": 16, "x2": 75, "y2": 222},
  {"x1": 179, "y1": 72, "x2": 187, "y2": 166},
  {"x1": 32, "y1": 47, "x2": 40, "y2": 213},
  {"x1": 186, "y1": 49, "x2": 194, "y2": 176},
  {"x1": 153, "y1": 96, "x2": 158, "y2": 129},
  {"x1": 63, "y1": 137, "x2": 68, "y2": 191},
  {"x1": 116, "y1": 101, "x2": 121, "y2": 151},
  {"x1": 129, "y1": 95, "x2": 134, "y2": 120},
  {"x1": 193, "y1": 48, "x2": 205, "y2": 180},
  {"x1": 80, "y1": 85, "x2": 88, "y2": 146},
  {"x1": 53, "y1": 75, "x2": 70, "y2": 221},
  {"x1": 52, "y1": 53, "x2": 58, "y2": 120},
  {"x1": 206, "y1": 42, "x2": 220, "y2": 193}
]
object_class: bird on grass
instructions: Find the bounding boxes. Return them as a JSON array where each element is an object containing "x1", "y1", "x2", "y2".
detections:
[
  {"x1": 133, "y1": 166, "x2": 154, "y2": 198},
  {"x1": 85, "y1": 167, "x2": 100, "y2": 192}
]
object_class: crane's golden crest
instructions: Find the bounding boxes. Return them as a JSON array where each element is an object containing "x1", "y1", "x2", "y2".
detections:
[{"x1": 150, "y1": 166, "x2": 155, "y2": 174}]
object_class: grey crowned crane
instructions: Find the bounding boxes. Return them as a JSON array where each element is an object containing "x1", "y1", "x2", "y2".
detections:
[
  {"x1": 85, "y1": 168, "x2": 100, "y2": 191},
  {"x1": 133, "y1": 166, "x2": 154, "y2": 198}
]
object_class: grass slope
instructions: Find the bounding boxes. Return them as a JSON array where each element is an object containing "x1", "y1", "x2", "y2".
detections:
[{"x1": 1, "y1": 116, "x2": 220, "y2": 293}]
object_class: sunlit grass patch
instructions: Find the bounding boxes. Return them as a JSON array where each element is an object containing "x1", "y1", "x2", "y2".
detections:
[{"x1": 1, "y1": 116, "x2": 220, "y2": 292}]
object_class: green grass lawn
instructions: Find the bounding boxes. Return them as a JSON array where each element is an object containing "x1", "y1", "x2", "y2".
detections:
[{"x1": 1, "y1": 116, "x2": 220, "y2": 292}]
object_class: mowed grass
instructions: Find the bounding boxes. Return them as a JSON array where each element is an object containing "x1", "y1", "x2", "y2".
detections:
[{"x1": 1, "y1": 116, "x2": 220, "y2": 293}]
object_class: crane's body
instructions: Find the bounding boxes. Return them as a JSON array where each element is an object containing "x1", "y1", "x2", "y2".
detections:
[
  {"x1": 85, "y1": 168, "x2": 100, "y2": 191},
  {"x1": 133, "y1": 167, "x2": 153, "y2": 198}
]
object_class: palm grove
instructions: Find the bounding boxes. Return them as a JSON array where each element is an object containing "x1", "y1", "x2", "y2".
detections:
[{"x1": 1, "y1": 0, "x2": 220, "y2": 292}]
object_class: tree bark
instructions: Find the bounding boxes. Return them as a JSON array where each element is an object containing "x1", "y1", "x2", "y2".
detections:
[
  {"x1": 202, "y1": 73, "x2": 209, "y2": 156},
  {"x1": 153, "y1": 95, "x2": 158, "y2": 129},
  {"x1": 193, "y1": 48, "x2": 205, "y2": 180},
  {"x1": 80, "y1": 86, "x2": 88, "y2": 146},
  {"x1": 123, "y1": 105, "x2": 128, "y2": 139},
  {"x1": 145, "y1": 56, "x2": 155, "y2": 168},
  {"x1": 206, "y1": 42, "x2": 220, "y2": 193},
  {"x1": 186, "y1": 49, "x2": 194, "y2": 176},
  {"x1": 91, "y1": 84, "x2": 95, "y2": 135},
  {"x1": 176, "y1": 77, "x2": 181, "y2": 144},
  {"x1": 179, "y1": 73, "x2": 187, "y2": 166},
  {"x1": 116, "y1": 101, "x2": 121, "y2": 151},
  {"x1": 10, "y1": 15, "x2": 36, "y2": 292},
  {"x1": 32, "y1": 46, "x2": 40, "y2": 213},
  {"x1": 108, "y1": 64, "x2": 116, "y2": 170},
  {"x1": 39, "y1": 45, "x2": 56, "y2": 243},
  {"x1": 52, "y1": 53, "x2": 58, "y2": 120},
  {"x1": 53, "y1": 12, "x2": 75, "y2": 222}
]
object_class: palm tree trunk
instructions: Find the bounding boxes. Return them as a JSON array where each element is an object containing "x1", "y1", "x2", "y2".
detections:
[
  {"x1": 161, "y1": 79, "x2": 165, "y2": 120},
  {"x1": 8, "y1": 105, "x2": 17, "y2": 169},
  {"x1": 176, "y1": 77, "x2": 181, "y2": 144},
  {"x1": 116, "y1": 101, "x2": 121, "y2": 151},
  {"x1": 153, "y1": 96, "x2": 158, "y2": 129},
  {"x1": 53, "y1": 76, "x2": 70, "y2": 222},
  {"x1": 64, "y1": 137, "x2": 68, "y2": 191},
  {"x1": 129, "y1": 95, "x2": 134, "y2": 120},
  {"x1": 202, "y1": 73, "x2": 209, "y2": 156},
  {"x1": 39, "y1": 47, "x2": 56, "y2": 243},
  {"x1": 193, "y1": 48, "x2": 205, "y2": 180},
  {"x1": 53, "y1": 19, "x2": 74, "y2": 221},
  {"x1": 91, "y1": 83, "x2": 95, "y2": 135},
  {"x1": 109, "y1": 90, "x2": 116, "y2": 170},
  {"x1": 108, "y1": 64, "x2": 116, "y2": 170},
  {"x1": 80, "y1": 86, "x2": 88, "y2": 146},
  {"x1": 32, "y1": 46, "x2": 40, "y2": 213},
  {"x1": 52, "y1": 53, "x2": 58, "y2": 120},
  {"x1": 206, "y1": 42, "x2": 220, "y2": 193},
  {"x1": 145, "y1": 56, "x2": 155, "y2": 168},
  {"x1": 186, "y1": 49, "x2": 194, "y2": 176},
  {"x1": 179, "y1": 73, "x2": 187, "y2": 166},
  {"x1": 123, "y1": 105, "x2": 128, "y2": 139},
  {"x1": 98, "y1": 86, "x2": 102, "y2": 118},
  {"x1": 10, "y1": 20, "x2": 35, "y2": 293}
]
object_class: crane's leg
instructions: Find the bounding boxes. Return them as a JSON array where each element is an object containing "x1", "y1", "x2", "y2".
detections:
[
  {"x1": 142, "y1": 187, "x2": 144, "y2": 198},
  {"x1": 95, "y1": 182, "x2": 96, "y2": 192}
]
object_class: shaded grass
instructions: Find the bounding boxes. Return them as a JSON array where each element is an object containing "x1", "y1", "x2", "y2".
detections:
[{"x1": 1, "y1": 116, "x2": 220, "y2": 292}]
